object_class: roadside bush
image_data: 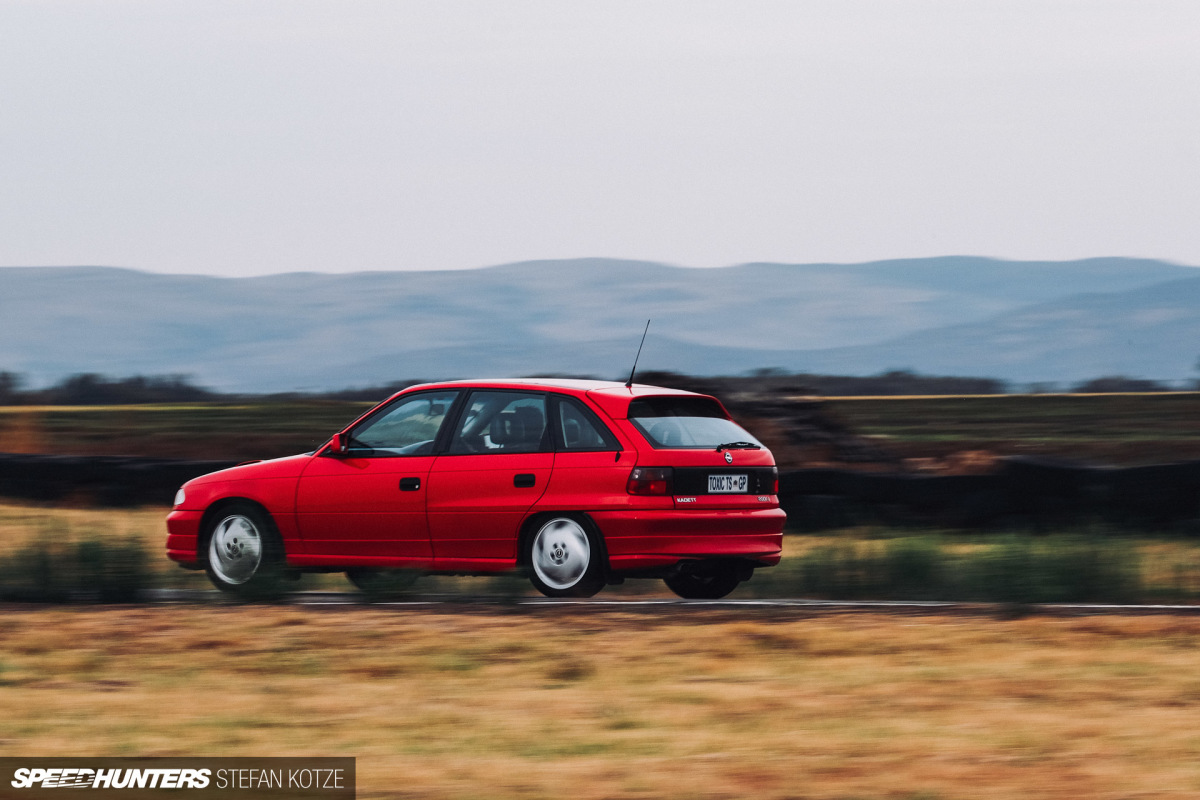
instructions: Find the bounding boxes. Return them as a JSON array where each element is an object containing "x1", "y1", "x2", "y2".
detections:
[
  {"x1": 964, "y1": 536, "x2": 1139, "y2": 603},
  {"x1": 0, "y1": 540, "x2": 70, "y2": 602},
  {"x1": 751, "y1": 534, "x2": 1143, "y2": 603},
  {"x1": 885, "y1": 537, "x2": 944, "y2": 599},
  {"x1": 0, "y1": 536, "x2": 155, "y2": 603},
  {"x1": 795, "y1": 542, "x2": 869, "y2": 599},
  {"x1": 75, "y1": 538, "x2": 153, "y2": 603}
]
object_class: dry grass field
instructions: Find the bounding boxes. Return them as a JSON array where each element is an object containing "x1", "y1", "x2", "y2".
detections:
[
  {"x1": 4, "y1": 392, "x2": 1200, "y2": 465},
  {"x1": 0, "y1": 503, "x2": 168, "y2": 556},
  {"x1": 3, "y1": 606, "x2": 1200, "y2": 799},
  {"x1": 0, "y1": 402, "x2": 370, "y2": 461},
  {"x1": 828, "y1": 392, "x2": 1200, "y2": 465}
]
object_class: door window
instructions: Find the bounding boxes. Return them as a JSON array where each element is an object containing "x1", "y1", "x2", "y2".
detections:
[
  {"x1": 554, "y1": 397, "x2": 620, "y2": 451},
  {"x1": 448, "y1": 391, "x2": 549, "y2": 454},
  {"x1": 349, "y1": 391, "x2": 460, "y2": 456}
]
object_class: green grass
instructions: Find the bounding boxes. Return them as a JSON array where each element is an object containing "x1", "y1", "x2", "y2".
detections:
[
  {"x1": 1, "y1": 501, "x2": 1197, "y2": 606},
  {"x1": 752, "y1": 535, "x2": 1140, "y2": 603},
  {"x1": 3, "y1": 515, "x2": 1199, "y2": 605}
]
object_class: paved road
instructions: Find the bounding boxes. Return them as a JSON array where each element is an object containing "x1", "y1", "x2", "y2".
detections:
[{"x1": 145, "y1": 589, "x2": 1200, "y2": 615}]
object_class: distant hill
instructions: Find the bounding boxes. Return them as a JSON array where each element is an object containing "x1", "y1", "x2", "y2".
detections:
[
  {"x1": 792, "y1": 275, "x2": 1200, "y2": 382},
  {"x1": 0, "y1": 257, "x2": 1195, "y2": 391}
]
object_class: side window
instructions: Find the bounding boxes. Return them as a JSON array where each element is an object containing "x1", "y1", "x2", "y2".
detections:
[
  {"x1": 448, "y1": 391, "x2": 549, "y2": 455},
  {"x1": 349, "y1": 391, "x2": 459, "y2": 457},
  {"x1": 555, "y1": 397, "x2": 620, "y2": 452}
]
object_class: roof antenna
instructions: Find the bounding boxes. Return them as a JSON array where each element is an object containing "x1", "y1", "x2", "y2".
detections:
[{"x1": 625, "y1": 319, "x2": 650, "y2": 389}]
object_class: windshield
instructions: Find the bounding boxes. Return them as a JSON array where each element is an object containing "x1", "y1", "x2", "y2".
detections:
[{"x1": 627, "y1": 396, "x2": 762, "y2": 449}]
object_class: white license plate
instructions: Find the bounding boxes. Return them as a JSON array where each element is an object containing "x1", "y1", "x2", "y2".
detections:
[{"x1": 708, "y1": 474, "x2": 748, "y2": 493}]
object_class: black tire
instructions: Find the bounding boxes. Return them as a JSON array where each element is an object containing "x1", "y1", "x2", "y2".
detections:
[
  {"x1": 346, "y1": 568, "x2": 419, "y2": 598},
  {"x1": 201, "y1": 502, "x2": 285, "y2": 597},
  {"x1": 664, "y1": 562, "x2": 743, "y2": 599},
  {"x1": 525, "y1": 515, "x2": 606, "y2": 598}
]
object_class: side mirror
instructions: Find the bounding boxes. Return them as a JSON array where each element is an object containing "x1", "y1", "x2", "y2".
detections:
[{"x1": 326, "y1": 432, "x2": 350, "y2": 457}]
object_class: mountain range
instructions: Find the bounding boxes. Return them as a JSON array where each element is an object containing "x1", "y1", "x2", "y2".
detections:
[{"x1": 1, "y1": 257, "x2": 1197, "y2": 391}]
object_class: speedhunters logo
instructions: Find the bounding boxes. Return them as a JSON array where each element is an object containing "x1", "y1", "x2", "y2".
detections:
[
  {"x1": 12, "y1": 769, "x2": 211, "y2": 789},
  {"x1": 0, "y1": 759, "x2": 354, "y2": 799}
]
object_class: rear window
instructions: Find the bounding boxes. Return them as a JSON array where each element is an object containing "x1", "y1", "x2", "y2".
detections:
[{"x1": 627, "y1": 396, "x2": 762, "y2": 449}]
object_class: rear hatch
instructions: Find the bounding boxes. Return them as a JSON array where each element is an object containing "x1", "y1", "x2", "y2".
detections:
[
  {"x1": 614, "y1": 393, "x2": 779, "y2": 510},
  {"x1": 659, "y1": 450, "x2": 778, "y2": 510}
]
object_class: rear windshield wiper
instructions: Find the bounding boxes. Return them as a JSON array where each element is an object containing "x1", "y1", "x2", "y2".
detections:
[{"x1": 715, "y1": 441, "x2": 761, "y2": 451}]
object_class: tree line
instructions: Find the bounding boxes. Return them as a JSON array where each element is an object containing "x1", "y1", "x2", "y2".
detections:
[{"x1": 0, "y1": 369, "x2": 1193, "y2": 406}]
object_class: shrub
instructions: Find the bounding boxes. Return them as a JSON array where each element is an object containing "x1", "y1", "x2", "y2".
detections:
[
  {"x1": 964, "y1": 536, "x2": 1138, "y2": 603},
  {"x1": 885, "y1": 537, "x2": 944, "y2": 599},
  {"x1": 0, "y1": 537, "x2": 155, "y2": 603},
  {"x1": 758, "y1": 534, "x2": 1143, "y2": 603},
  {"x1": 75, "y1": 538, "x2": 153, "y2": 603}
]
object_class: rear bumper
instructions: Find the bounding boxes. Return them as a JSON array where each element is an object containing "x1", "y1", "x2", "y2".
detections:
[
  {"x1": 166, "y1": 509, "x2": 203, "y2": 565},
  {"x1": 591, "y1": 507, "x2": 785, "y2": 571}
]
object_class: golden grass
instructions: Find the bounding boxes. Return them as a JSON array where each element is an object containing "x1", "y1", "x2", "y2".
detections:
[
  {"x1": 0, "y1": 503, "x2": 168, "y2": 555},
  {"x1": 2, "y1": 606, "x2": 1200, "y2": 799}
]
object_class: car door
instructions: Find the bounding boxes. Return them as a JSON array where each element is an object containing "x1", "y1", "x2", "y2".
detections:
[
  {"x1": 426, "y1": 390, "x2": 553, "y2": 565},
  {"x1": 295, "y1": 390, "x2": 461, "y2": 562},
  {"x1": 535, "y1": 394, "x2": 631, "y2": 510}
]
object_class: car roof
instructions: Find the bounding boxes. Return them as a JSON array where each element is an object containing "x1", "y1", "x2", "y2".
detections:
[
  {"x1": 397, "y1": 378, "x2": 717, "y2": 420},
  {"x1": 405, "y1": 378, "x2": 692, "y2": 394},
  {"x1": 413, "y1": 378, "x2": 620, "y2": 392}
]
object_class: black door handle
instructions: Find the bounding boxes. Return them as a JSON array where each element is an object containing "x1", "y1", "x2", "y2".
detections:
[
  {"x1": 399, "y1": 477, "x2": 421, "y2": 491},
  {"x1": 513, "y1": 473, "x2": 536, "y2": 488}
]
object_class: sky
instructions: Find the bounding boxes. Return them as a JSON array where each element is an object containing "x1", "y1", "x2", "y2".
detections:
[{"x1": 1, "y1": 0, "x2": 1198, "y2": 277}]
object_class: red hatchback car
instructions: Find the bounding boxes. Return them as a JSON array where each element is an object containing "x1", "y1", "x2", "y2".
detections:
[{"x1": 167, "y1": 379, "x2": 785, "y2": 598}]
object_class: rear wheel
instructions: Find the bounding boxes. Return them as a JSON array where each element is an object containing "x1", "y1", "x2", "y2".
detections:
[
  {"x1": 664, "y1": 561, "x2": 743, "y2": 599},
  {"x1": 526, "y1": 515, "x2": 605, "y2": 598},
  {"x1": 202, "y1": 503, "x2": 284, "y2": 596}
]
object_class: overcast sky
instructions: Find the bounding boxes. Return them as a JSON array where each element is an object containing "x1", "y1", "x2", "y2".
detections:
[{"x1": 1, "y1": 1, "x2": 1198, "y2": 276}]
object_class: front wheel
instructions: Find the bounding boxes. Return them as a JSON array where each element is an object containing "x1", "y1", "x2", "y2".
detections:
[
  {"x1": 526, "y1": 515, "x2": 605, "y2": 598},
  {"x1": 664, "y1": 562, "x2": 743, "y2": 599},
  {"x1": 202, "y1": 503, "x2": 284, "y2": 596}
]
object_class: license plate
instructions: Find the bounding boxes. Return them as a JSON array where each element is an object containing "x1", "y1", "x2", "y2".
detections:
[{"x1": 708, "y1": 474, "x2": 748, "y2": 493}]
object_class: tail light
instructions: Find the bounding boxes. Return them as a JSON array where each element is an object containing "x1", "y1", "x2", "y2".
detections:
[
  {"x1": 627, "y1": 467, "x2": 674, "y2": 496},
  {"x1": 769, "y1": 467, "x2": 779, "y2": 494}
]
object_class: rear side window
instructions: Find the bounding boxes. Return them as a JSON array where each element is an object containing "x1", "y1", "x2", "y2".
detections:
[
  {"x1": 628, "y1": 396, "x2": 762, "y2": 450},
  {"x1": 553, "y1": 397, "x2": 620, "y2": 451},
  {"x1": 449, "y1": 391, "x2": 550, "y2": 454}
]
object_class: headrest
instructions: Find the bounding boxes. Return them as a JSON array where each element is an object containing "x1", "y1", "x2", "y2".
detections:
[
  {"x1": 491, "y1": 406, "x2": 545, "y2": 447},
  {"x1": 490, "y1": 411, "x2": 524, "y2": 445}
]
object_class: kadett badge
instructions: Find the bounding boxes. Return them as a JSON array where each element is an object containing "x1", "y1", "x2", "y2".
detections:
[{"x1": 724, "y1": 451, "x2": 733, "y2": 464}]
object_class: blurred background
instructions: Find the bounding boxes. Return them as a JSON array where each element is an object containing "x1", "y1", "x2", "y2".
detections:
[{"x1": 4, "y1": 2, "x2": 1200, "y2": 797}]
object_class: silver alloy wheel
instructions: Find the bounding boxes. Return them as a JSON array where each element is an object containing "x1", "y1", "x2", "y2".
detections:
[
  {"x1": 208, "y1": 513, "x2": 264, "y2": 585},
  {"x1": 531, "y1": 517, "x2": 591, "y2": 591}
]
